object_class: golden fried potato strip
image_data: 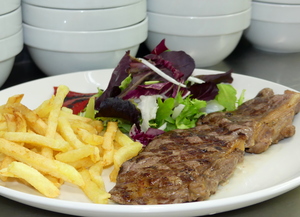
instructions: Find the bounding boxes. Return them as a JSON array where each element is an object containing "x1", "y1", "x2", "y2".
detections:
[{"x1": 0, "y1": 162, "x2": 60, "y2": 198}]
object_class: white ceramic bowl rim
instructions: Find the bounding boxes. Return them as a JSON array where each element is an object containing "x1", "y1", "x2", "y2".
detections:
[
  {"x1": 0, "y1": 7, "x2": 22, "y2": 40},
  {"x1": 147, "y1": 0, "x2": 251, "y2": 16},
  {"x1": 254, "y1": 0, "x2": 300, "y2": 4},
  {"x1": 147, "y1": 9, "x2": 251, "y2": 36},
  {"x1": 23, "y1": 18, "x2": 148, "y2": 52},
  {"x1": 22, "y1": 0, "x2": 142, "y2": 9},
  {"x1": 0, "y1": 30, "x2": 23, "y2": 61},
  {"x1": 252, "y1": 1, "x2": 300, "y2": 23},
  {"x1": 0, "y1": 0, "x2": 20, "y2": 15},
  {"x1": 22, "y1": 1, "x2": 146, "y2": 31}
]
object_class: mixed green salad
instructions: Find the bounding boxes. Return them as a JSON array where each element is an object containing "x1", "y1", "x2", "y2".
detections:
[{"x1": 59, "y1": 40, "x2": 244, "y2": 146}]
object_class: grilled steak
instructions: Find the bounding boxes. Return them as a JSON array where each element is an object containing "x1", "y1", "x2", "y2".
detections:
[
  {"x1": 109, "y1": 88, "x2": 300, "y2": 204},
  {"x1": 198, "y1": 88, "x2": 300, "y2": 153}
]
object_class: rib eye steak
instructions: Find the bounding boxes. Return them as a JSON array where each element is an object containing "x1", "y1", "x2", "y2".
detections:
[{"x1": 109, "y1": 88, "x2": 300, "y2": 204}]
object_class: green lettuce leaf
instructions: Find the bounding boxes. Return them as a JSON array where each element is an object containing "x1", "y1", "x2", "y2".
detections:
[{"x1": 215, "y1": 84, "x2": 237, "y2": 111}]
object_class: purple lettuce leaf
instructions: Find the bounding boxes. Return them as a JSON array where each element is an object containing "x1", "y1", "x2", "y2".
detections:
[
  {"x1": 95, "y1": 97, "x2": 141, "y2": 130},
  {"x1": 187, "y1": 69, "x2": 234, "y2": 101},
  {"x1": 129, "y1": 125, "x2": 165, "y2": 146},
  {"x1": 195, "y1": 69, "x2": 233, "y2": 84},
  {"x1": 188, "y1": 82, "x2": 219, "y2": 101},
  {"x1": 95, "y1": 51, "x2": 132, "y2": 109},
  {"x1": 122, "y1": 82, "x2": 174, "y2": 100},
  {"x1": 150, "y1": 39, "x2": 169, "y2": 55}
]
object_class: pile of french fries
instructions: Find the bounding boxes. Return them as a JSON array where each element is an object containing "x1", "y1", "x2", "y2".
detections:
[{"x1": 0, "y1": 85, "x2": 143, "y2": 203}]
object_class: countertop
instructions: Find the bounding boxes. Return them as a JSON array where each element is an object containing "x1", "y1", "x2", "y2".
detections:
[{"x1": 1, "y1": 36, "x2": 300, "y2": 217}]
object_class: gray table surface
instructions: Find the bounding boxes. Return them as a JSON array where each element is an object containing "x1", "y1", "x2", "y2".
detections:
[{"x1": 1, "y1": 37, "x2": 300, "y2": 217}]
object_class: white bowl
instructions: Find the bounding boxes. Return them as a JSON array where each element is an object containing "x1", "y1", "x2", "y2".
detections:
[
  {"x1": 254, "y1": 0, "x2": 300, "y2": 4},
  {"x1": 244, "y1": 2, "x2": 300, "y2": 53},
  {"x1": 23, "y1": 18, "x2": 148, "y2": 76},
  {"x1": 0, "y1": 30, "x2": 23, "y2": 87},
  {"x1": 147, "y1": 0, "x2": 251, "y2": 16},
  {"x1": 22, "y1": 0, "x2": 146, "y2": 31},
  {"x1": 22, "y1": 0, "x2": 142, "y2": 9},
  {"x1": 0, "y1": 0, "x2": 20, "y2": 15},
  {"x1": 26, "y1": 45, "x2": 140, "y2": 77},
  {"x1": 146, "y1": 10, "x2": 251, "y2": 67},
  {"x1": 147, "y1": 10, "x2": 251, "y2": 36},
  {"x1": 0, "y1": 7, "x2": 22, "y2": 40}
]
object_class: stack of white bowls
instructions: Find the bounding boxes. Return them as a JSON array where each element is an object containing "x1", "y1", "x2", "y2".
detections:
[
  {"x1": 21, "y1": 0, "x2": 148, "y2": 76},
  {"x1": 0, "y1": 0, "x2": 23, "y2": 87},
  {"x1": 145, "y1": 0, "x2": 251, "y2": 68},
  {"x1": 244, "y1": 0, "x2": 300, "y2": 53}
]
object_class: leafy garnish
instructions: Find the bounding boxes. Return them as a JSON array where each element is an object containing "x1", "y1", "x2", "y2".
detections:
[
  {"x1": 215, "y1": 84, "x2": 238, "y2": 111},
  {"x1": 95, "y1": 97, "x2": 141, "y2": 130},
  {"x1": 57, "y1": 40, "x2": 244, "y2": 146}
]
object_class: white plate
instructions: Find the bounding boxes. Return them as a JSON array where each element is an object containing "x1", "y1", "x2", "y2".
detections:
[{"x1": 0, "y1": 68, "x2": 300, "y2": 217}]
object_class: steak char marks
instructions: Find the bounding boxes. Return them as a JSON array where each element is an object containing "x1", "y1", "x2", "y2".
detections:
[{"x1": 109, "y1": 88, "x2": 300, "y2": 204}]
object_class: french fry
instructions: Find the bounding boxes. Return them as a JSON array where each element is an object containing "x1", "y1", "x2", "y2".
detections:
[
  {"x1": 5, "y1": 94, "x2": 24, "y2": 105},
  {"x1": 14, "y1": 112, "x2": 27, "y2": 132},
  {"x1": 1, "y1": 132, "x2": 70, "y2": 152},
  {"x1": 115, "y1": 129, "x2": 134, "y2": 147},
  {"x1": 43, "y1": 85, "x2": 69, "y2": 158},
  {"x1": 59, "y1": 110, "x2": 92, "y2": 123},
  {"x1": 89, "y1": 161, "x2": 105, "y2": 191},
  {"x1": 44, "y1": 174, "x2": 64, "y2": 188},
  {"x1": 57, "y1": 116, "x2": 85, "y2": 149},
  {"x1": 34, "y1": 95, "x2": 55, "y2": 118},
  {"x1": 0, "y1": 121, "x2": 7, "y2": 131},
  {"x1": 102, "y1": 122, "x2": 118, "y2": 167},
  {"x1": 3, "y1": 113, "x2": 17, "y2": 132},
  {"x1": 1, "y1": 162, "x2": 60, "y2": 198},
  {"x1": 88, "y1": 120, "x2": 104, "y2": 134},
  {"x1": 110, "y1": 142, "x2": 143, "y2": 182},
  {"x1": 0, "y1": 155, "x2": 15, "y2": 181},
  {"x1": 0, "y1": 161, "x2": 60, "y2": 198},
  {"x1": 67, "y1": 157, "x2": 95, "y2": 170},
  {"x1": 12, "y1": 103, "x2": 48, "y2": 135},
  {"x1": 69, "y1": 119, "x2": 98, "y2": 135},
  {"x1": 0, "y1": 138, "x2": 84, "y2": 187},
  {"x1": 77, "y1": 128, "x2": 104, "y2": 146},
  {"x1": 55, "y1": 145, "x2": 99, "y2": 163},
  {"x1": 46, "y1": 85, "x2": 69, "y2": 138},
  {"x1": 79, "y1": 169, "x2": 110, "y2": 204}
]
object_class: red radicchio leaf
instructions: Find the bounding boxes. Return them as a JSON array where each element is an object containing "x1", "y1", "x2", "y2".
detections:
[{"x1": 54, "y1": 87, "x2": 96, "y2": 114}]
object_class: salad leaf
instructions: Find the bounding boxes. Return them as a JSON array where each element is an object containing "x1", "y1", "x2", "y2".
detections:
[
  {"x1": 95, "y1": 97, "x2": 141, "y2": 130},
  {"x1": 155, "y1": 97, "x2": 175, "y2": 127},
  {"x1": 130, "y1": 125, "x2": 165, "y2": 146},
  {"x1": 215, "y1": 83, "x2": 238, "y2": 111},
  {"x1": 94, "y1": 51, "x2": 134, "y2": 108},
  {"x1": 84, "y1": 97, "x2": 96, "y2": 119},
  {"x1": 173, "y1": 95, "x2": 207, "y2": 130},
  {"x1": 188, "y1": 82, "x2": 219, "y2": 101},
  {"x1": 195, "y1": 69, "x2": 234, "y2": 84},
  {"x1": 150, "y1": 39, "x2": 169, "y2": 55},
  {"x1": 151, "y1": 93, "x2": 207, "y2": 132}
]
